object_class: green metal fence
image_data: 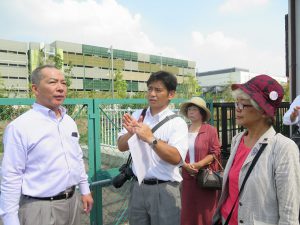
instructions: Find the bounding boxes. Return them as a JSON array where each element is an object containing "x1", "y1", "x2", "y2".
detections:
[
  {"x1": 0, "y1": 98, "x2": 292, "y2": 225},
  {"x1": 0, "y1": 98, "x2": 92, "y2": 224},
  {"x1": 0, "y1": 98, "x2": 186, "y2": 225},
  {"x1": 94, "y1": 98, "x2": 185, "y2": 225}
]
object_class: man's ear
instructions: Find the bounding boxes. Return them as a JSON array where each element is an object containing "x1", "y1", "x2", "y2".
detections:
[
  {"x1": 168, "y1": 90, "x2": 175, "y2": 99},
  {"x1": 31, "y1": 84, "x2": 38, "y2": 95}
]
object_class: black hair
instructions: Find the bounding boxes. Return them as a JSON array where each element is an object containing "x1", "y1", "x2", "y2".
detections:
[
  {"x1": 146, "y1": 71, "x2": 177, "y2": 92},
  {"x1": 186, "y1": 103, "x2": 207, "y2": 122}
]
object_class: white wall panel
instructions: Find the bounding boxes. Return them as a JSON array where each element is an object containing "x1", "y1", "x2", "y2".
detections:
[
  {"x1": 138, "y1": 82, "x2": 147, "y2": 91},
  {"x1": 138, "y1": 53, "x2": 150, "y2": 62},
  {"x1": 188, "y1": 61, "x2": 196, "y2": 68},
  {"x1": 52, "y1": 41, "x2": 82, "y2": 53},
  {"x1": 124, "y1": 61, "x2": 138, "y2": 71},
  {"x1": 3, "y1": 79, "x2": 27, "y2": 90},
  {"x1": 122, "y1": 71, "x2": 150, "y2": 81},
  {"x1": 0, "y1": 39, "x2": 27, "y2": 52},
  {"x1": 70, "y1": 79, "x2": 83, "y2": 89},
  {"x1": 0, "y1": 66, "x2": 28, "y2": 78},
  {"x1": 71, "y1": 67, "x2": 84, "y2": 77},
  {"x1": 0, "y1": 53, "x2": 27, "y2": 64}
]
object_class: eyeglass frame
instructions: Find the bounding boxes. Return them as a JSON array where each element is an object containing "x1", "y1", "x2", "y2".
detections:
[{"x1": 234, "y1": 102, "x2": 253, "y2": 110}]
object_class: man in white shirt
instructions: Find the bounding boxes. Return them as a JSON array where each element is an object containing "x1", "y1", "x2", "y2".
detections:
[
  {"x1": 283, "y1": 95, "x2": 300, "y2": 130},
  {"x1": 0, "y1": 65, "x2": 93, "y2": 225},
  {"x1": 118, "y1": 71, "x2": 188, "y2": 225}
]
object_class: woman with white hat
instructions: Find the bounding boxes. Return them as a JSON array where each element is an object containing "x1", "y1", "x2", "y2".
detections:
[{"x1": 180, "y1": 97, "x2": 221, "y2": 225}]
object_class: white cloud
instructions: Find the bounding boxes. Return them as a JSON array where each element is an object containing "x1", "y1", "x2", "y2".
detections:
[
  {"x1": 0, "y1": 0, "x2": 285, "y2": 77},
  {"x1": 219, "y1": 0, "x2": 270, "y2": 13},
  {"x1": 191, "y1": 31, "x2": 285, "y2": 76},
  {"x1": 0, "y1": 0, "x2": 164, "y2": 54}
]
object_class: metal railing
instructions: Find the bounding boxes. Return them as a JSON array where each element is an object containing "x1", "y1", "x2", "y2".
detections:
[{"x1": 0, "y1": 98, "x2": 291, "y2": 225}]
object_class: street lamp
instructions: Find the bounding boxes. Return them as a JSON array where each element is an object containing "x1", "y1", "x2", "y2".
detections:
[
  {"x1": 83, "y1": 54, "x2": 86, "y2": 92},
  {"x1": 107, "y1": 45, "x2": 114, "y2": 98},
  {"x1": 160, "y1": 53, "x2": 162, "y2": 70}
]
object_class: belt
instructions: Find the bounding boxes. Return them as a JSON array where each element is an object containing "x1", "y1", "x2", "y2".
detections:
[
  {"x1": 24, "y1": 186, "x2": 75, "y2": 201},
  {"x1": 133, "y1": 176, "x2": 169, "y2": 185}
]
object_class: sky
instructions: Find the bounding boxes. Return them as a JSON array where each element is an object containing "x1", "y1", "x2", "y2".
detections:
[{"x1": 0, "y1": 0, "x2": 288, "y2": 77}]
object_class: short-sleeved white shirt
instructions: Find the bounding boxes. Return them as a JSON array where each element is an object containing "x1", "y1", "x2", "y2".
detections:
[{"x1": 118, "y1": 107, "x2": 188, "y2": 182}]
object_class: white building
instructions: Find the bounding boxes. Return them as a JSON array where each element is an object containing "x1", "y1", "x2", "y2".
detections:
[{"x1": 197, "y1": 67, "x2": 287, "y2": 93}]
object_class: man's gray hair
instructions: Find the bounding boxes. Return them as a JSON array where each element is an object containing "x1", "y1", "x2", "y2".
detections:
[{"x1": 31, "y1": 65, "x2": 57, "y2": 85}]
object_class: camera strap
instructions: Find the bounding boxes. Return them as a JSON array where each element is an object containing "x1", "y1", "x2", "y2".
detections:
[{"x1": 126, "y1": 108, "x2": 179, "y2": 166}]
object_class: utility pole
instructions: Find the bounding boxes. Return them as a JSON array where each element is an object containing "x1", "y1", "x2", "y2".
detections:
[{"x1": 108, "y1": 46, "x2": 114, "y2": 98}]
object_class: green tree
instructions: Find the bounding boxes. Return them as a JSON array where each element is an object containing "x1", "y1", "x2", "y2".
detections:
[
  {"x1": 131, "y1": 91, "x2": 146, "y2": 99},
  {"x1": 219, "y1": 81, "x2": 235, "y2": 102},
  {"x1": 114, "y1": 70, "x2": 127, "y2": 98},
  {"x1": 178, "y1": 73, "x2": 201, "y2": 99},
  {"x1": 38, "y1": 49, "x2": 53, "y2": 66},
  {"x1": 282, "y1": 80, "x2": 290, "y2": 102},
  {"x1": 64, "y1": 61, "x2": 73, "y2": 89},
  {"x1": 52, "y1": 54, "x2": 73, "y2": 95},
  {"x1": 53, "y1": 53, "x2": 63, "y2": 70},
  {"x1": 0, "y1": 73, "x2": 7, "y2": 97}
]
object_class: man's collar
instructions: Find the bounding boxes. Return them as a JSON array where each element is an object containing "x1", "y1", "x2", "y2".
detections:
[
  {"x1": 33, "y1": 102, "x2": 66, "y2": 118},
  {"x1": 146, "y1": 106, "x2": 171, "y2": 121}
]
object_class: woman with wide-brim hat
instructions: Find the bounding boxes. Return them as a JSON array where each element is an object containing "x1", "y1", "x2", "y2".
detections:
[
  {"x1": 180, "y1": 97, "x2": 221, "y2": 225},
  {"x1": 212, "y1": 75, "x2": 300, "y2": 225}
]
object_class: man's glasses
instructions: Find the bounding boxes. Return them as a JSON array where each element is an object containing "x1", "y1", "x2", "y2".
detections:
[{"x1": 234, "y1": 102, "x2": 253, "y2": 110}]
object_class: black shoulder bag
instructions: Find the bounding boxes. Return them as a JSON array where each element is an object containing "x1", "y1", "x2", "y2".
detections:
[{"x1": 112, "y1": 111, "x2": 179, "y2": 188}]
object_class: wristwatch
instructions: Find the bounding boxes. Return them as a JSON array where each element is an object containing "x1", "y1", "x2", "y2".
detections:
[{"x1": 149, "y1": 136, "x2": 159, "y2": 149}]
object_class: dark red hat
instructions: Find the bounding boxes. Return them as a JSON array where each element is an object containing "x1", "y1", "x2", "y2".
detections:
[{"x1": 231, "y1": 74, "x2": 284, "y2": 117}]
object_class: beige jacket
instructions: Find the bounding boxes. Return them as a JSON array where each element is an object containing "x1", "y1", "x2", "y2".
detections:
[{"x1": 212, "y1": 127, "x2": 300, "y2": 225}]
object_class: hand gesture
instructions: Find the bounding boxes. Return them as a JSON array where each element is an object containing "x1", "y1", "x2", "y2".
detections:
[
  {"x1": 122, "y1": 113, "x2": 142, "y2": 134},
  {"x1": 183, "y1": 163, "x2": 198, "y2": 176},
  {"x1": 291, "y1": 106, "x2": 300, "y2": 122},
  {"x1": 133, "y1": 123, "x2": 153, "y2": 143}
]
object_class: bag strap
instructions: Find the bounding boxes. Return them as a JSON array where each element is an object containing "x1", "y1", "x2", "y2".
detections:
[
  {"x1": 213, "y1": 155, "x2": 224, "y2": 170},
  {"x1": 151, "y1": 114, "x2": 179, "y2": 133},
  {"x1": 224, "y1": 143, "x2": 268, "y2": 225},
  {"x1": 140, "y1": 108, "x2": 147, "y2": 121},
  {"x1": 126, "y1": 109, "x2": 178, "y2": 166}
]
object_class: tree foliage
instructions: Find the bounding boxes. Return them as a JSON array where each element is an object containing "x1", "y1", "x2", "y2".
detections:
[
  {"x1": 63, "y1": 61, "x2": 73, "y2": 90},
  {"x1": 177, "y1": 73, "x2": 201, "y2": 99},
  {"x1": 282, "y1": 80, "x2": 290, "y2": 102},
  {"x1": 54, "y1": 54, "x2": 63, "y2": 70},
  {"x1": 131, "y1": 91, "x2": 146, "y2": 99},
  {"x1": 114, "y1": 70, "x2": 127, "y2": 98}
]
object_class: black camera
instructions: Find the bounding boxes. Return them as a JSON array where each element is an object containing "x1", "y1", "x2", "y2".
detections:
[{"x1": 112, "y1": 163, "x2": 134, "y2": 188}]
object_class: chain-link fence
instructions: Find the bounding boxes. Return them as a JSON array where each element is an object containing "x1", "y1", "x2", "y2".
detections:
[
  {"x1": 94, "y1": 99, "x2": 185, "y2": 225},
  {"x1": 97, "y1": 100, "x2": 146, "y2": 225}
]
